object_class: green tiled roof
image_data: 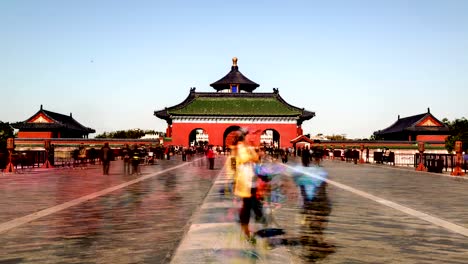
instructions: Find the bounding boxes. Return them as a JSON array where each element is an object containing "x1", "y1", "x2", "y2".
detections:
[{"x1": 169, "y1": 97, "x2": 301, "y2": 116}]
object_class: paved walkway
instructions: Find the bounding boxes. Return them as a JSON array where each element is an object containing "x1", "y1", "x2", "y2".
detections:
[
  {"x1": 171, "y1": 158, "x2": 468, "y2": 263},
  {"x1": 1, "y1": 156, "x2": 468, "y2": 263},
  {"x1": 0, "y1": 157, "x2": 219, "y2": 264}
]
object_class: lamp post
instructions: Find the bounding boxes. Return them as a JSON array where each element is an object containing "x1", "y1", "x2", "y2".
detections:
[
  {"x1": 451, "y1": 141, "x2": 465, "y2": 176},
  {"x1": 41, "y1": 140, "x2": 54, "y2": 168},
  {"x1": 416, "y1": 141, "x2": 426, "y2": 171},
  {"x1": 4, "y1": 138, "x2": 15, "y2": 173}
]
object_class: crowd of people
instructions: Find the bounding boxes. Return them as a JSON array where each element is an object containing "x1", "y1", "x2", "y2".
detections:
[{"x1": 66, "y1": 134, "x2": 331, "y2": 246}]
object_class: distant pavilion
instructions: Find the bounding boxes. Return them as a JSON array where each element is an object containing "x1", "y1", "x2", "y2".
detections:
[
  {"x1": 374, "y1": 108, "x2": 449, "y2": 142},
  {"x1": 13, "y1": 105, "x2": 95, "y2": 139}
]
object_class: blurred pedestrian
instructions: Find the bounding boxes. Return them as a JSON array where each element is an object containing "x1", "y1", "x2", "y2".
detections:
[
  {"x1": 78, "y1": 143, "x2": 87, "y2": 168},
  {"x1": 100, "y1": 142, "x2": 113, "y2": 175},
  {"x1": 232, "y1": 130, "x2": 264, "y2": 242},
  {"x1": 131, "y1": 144, "x2": 141, "y2": 175},
  {"x1": 365, "y1": 147, "x2": 370, "y2": 163},
  {"x1": 281, "y1": 148, "x2": 288, "y2": 163},
  {"x1": 181, "y1": 148, "x2": 187, "y2": 161},
  {"x1": 302, "y1": 145, "x2": 311, "y2": 167},
  {"x1": 292, "y1": 165, "x2": 328, "y2": 208}
]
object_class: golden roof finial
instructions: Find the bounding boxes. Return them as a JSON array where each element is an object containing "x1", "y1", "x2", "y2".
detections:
[{"x1": 232, "y1": 57, "x2": 238, "y2": 66}]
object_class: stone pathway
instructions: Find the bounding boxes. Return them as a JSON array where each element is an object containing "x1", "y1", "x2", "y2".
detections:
[{"x1": 0, "y1": 156, "x2": 219, "y2": 264}]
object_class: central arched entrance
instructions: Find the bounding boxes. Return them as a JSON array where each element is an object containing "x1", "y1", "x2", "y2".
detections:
[{"x1": 223, "y1": 125, "x2": 241, "y2": 149}]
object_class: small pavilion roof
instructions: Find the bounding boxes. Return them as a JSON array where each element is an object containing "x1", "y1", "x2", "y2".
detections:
[
  {"x1": 290, "y1": 135, "x2": 314, "y2": 144},
  {"x1": 210, "y1": 57, "x2": 259, "y2": 92},
  {"x1": 12, "y1": 105, "x2": 95, "y2": 133}
]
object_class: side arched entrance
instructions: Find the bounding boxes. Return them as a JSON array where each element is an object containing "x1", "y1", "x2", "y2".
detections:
[
  {"x1": 260, "y1": 128, "x2": 281, "y2": 148},
  {"x1": 188, "y1": 128, "x2": 209, "y2": 147}
]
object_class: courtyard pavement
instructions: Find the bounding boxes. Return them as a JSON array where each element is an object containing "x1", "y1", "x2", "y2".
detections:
[
  {"x1": 171, "y1": 158, "x2": 468, "y2": 263},
  {"x1": 1, "y1": 156, "x2": 468, "y2": 263}
]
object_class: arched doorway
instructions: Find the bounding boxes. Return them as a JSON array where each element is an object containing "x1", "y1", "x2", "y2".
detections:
[
  {"x1": 223, "y1": 126, "x2": 241, "y2": 150},
  {"x1": 188, "y1": 128, "x2": 209, "y2": 147},
  {"x1": 260, "y1": 129, "x2": 280, "y2": 148}
]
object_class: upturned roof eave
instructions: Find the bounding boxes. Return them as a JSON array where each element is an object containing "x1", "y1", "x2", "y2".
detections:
[
  {"x1": 43, "y1": 109, "x2": 95, "y2": 133},
  {"x1": 210, "y1": 75, "x2": 259, "y2": 88},
  {"x1": 168, "y1": 113, "x2": 302, "y2": 117},
  {"x1": 290, "y1": 135, "x2": 314, "y2": 144},
  {"x1": 298, "y1": 111, "x2": 316, "y2": 122}
]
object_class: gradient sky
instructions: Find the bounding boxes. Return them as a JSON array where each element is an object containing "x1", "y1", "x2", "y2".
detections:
[{"x1": 1, "y1": 0, "x2": 467, "y2": 139}]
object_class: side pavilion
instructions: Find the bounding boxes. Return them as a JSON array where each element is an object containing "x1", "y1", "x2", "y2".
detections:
[
  {"x1": 373, "y1": 108, "x2": 449, "y2": 142},
  {"x1": 12, "y1": 105, "x2": 95, "y2": 139}
]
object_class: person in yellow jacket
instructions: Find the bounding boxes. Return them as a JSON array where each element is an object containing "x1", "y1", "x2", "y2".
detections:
[{"x1": 231, "y1": 131, "x2": 265, "y2": 241}]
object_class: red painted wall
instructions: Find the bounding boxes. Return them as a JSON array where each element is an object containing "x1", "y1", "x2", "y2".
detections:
[
  {"x1": 416, "y1": 135, "x2": 448, "y2": 142},
  {"x1": 171, "y1": 123, "x2": 298, "y2": 148},
  {"x1": 18, "y1": 131, "x2": 53, "y2": 138}
]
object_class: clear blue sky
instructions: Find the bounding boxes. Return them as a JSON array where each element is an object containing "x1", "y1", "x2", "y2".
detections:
[{"x1": 1, "y1": 0, "x2": 467, "y2": 139}]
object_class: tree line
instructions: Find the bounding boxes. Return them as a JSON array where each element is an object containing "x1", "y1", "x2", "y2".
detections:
[{"x1": 95, "y1": 129, "x2": 165, "y2": 139}]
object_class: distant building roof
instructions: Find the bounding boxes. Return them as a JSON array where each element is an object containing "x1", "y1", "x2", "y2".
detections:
[
  {"x1": 210, "y1": 57, "x2": 259, "y2": 92},
  {"x1": 374, "y1": 108, "x2": 449, "y2": 136},
  {"x1": 12, "y1": 105, "x2": 95, "y2": 134}
]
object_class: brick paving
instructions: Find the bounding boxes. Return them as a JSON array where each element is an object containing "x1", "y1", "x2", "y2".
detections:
[{"x1": 1, "y1": 156, "x2": 468, "y2": 263}]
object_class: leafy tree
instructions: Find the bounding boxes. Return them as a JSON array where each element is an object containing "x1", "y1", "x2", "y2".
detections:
[
  {"x1": 0, "y1": 121, "x2": 14, "y2": 152},
  {"x1": 444, "y1": 117, "x2": 468, "y2": 152}
]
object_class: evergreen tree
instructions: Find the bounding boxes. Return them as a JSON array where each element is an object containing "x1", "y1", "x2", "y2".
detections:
[{"x1": 0, "y1": 121, "x2": 14, "y2": 152}]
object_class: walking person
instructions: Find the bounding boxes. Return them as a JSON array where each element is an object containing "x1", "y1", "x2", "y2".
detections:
[
  {"x1": 100, "y1": 142, "x2": 113, "y2": 175},
  {"x1": 207, "y1": 145, "x2": 215, "y2": 169},
  {"x1": 122, "y1": 144, "x2": 131, "y2": 174}
]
